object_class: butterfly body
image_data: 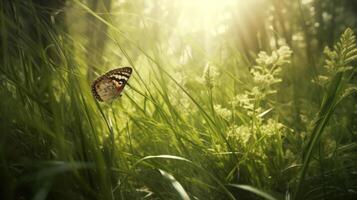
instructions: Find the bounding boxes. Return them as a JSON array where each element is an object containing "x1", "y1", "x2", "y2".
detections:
[{"x1": 91, "y1": 67, "x2": 132, "y2": 102}]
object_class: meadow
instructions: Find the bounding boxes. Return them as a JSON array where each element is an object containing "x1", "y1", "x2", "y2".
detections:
[{"x1": 0, "y1": 0, "x2": 356, "y2": 199}]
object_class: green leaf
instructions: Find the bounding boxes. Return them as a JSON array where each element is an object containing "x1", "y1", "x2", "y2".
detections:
[{"x1": 228, "y1": 184, "x2": 279, "y2": 200}]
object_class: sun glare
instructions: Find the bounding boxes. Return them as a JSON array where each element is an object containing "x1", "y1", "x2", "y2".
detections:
[
  {"x1": 177, "y1": 0, "x2": 240, "y2": 32},
  {"x1": 185, "y1": 0, "x2": 237, "y2": 15}
]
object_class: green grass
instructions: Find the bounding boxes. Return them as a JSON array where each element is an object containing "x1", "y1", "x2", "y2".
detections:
[{"x1": 0, "y1": 1, "x2": 356, "y2": 200}]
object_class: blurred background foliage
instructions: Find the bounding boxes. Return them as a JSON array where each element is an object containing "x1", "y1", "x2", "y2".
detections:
[{"x1": 0, "y1": 0, "x2": 356, "y2": 199}]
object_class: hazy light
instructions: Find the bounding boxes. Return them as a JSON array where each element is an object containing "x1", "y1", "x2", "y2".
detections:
[
  {"x1": 302, "y1": 0, "x2": 313, "y2": 4},
  {"x1": 182, "y1": 0, "x2": 237, "y2": 15},
  {"x1": 177, "y1": 0, "x2": 241, "y2": 34}
]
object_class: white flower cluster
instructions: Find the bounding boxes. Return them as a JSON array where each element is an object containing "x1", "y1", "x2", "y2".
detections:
[
  {"x1": 252, "y1": 45, "x2": 292, "y2": 88},
  {"x1": 214, "y1": 104, "x2": 232, "y2": 120},
  {"x1": 255, "y1": 45, "x2": 292, "y2": 67},
  {"x1": 227, "y1": 119, "x2": 286, "y2": 158},
  {"x1": 227, "y1": 125, "x2": 251, "y2": 145},
  {"x1": 226, "y1": 45, "x2": 291, "y2": 151}
]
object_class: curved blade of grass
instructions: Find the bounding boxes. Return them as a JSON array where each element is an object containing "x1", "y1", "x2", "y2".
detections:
[
  {"x1": 228, "y1": 184, "x2": 279, "y2": 200},
  {"x1": 130, "y1": 155, "x2": 236, "y2": 200},
  {"x1": 159, "y1": 169, "x2": 191, "y2": 200},
  {"x1": 293, "y1": 72, "x2": 343, "y2": 200}
]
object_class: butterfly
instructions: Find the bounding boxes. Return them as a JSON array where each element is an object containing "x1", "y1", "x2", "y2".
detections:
[{"x1": 91, "y1": 67, "x2": 132, "y2": 102}]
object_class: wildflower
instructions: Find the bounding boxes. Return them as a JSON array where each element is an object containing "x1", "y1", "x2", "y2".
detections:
[
  {"x1": 231, "y1": 91, "x2": 264, "y2": 117},
  {"x1": 255, "y1": 45, "x2": 292, "y2": 68},
  {"x1": 227, "y1": 125, "x2": 251, "y2": 145},
  {"x1": 250, "y1": 45, "x2": 292, "y2": 94},
  {"x1": 260, "y1": 119, "x2": 285, "y2": 137},
  {"x1": 276, "y1": 45, "x2": 293, "y2": 65},
  {"x1": 202, "y1": 62, "x2": 219, "y2": 89},
  {"x1": 214, "y1": 104, "x2": 232, "y2": 120},
  {"x1": 231, "y1": 93, "x2": 254, "y2": 110}
]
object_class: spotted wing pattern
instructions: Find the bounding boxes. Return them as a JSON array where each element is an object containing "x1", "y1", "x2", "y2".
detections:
[{"x1": 91, "y1": 67, "x2": 132, "y2": 102}]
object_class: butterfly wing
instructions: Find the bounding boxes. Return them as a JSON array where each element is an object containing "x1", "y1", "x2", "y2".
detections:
[{"x1": 91, "y1": 67, "x2": 132, "y2": 102}]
